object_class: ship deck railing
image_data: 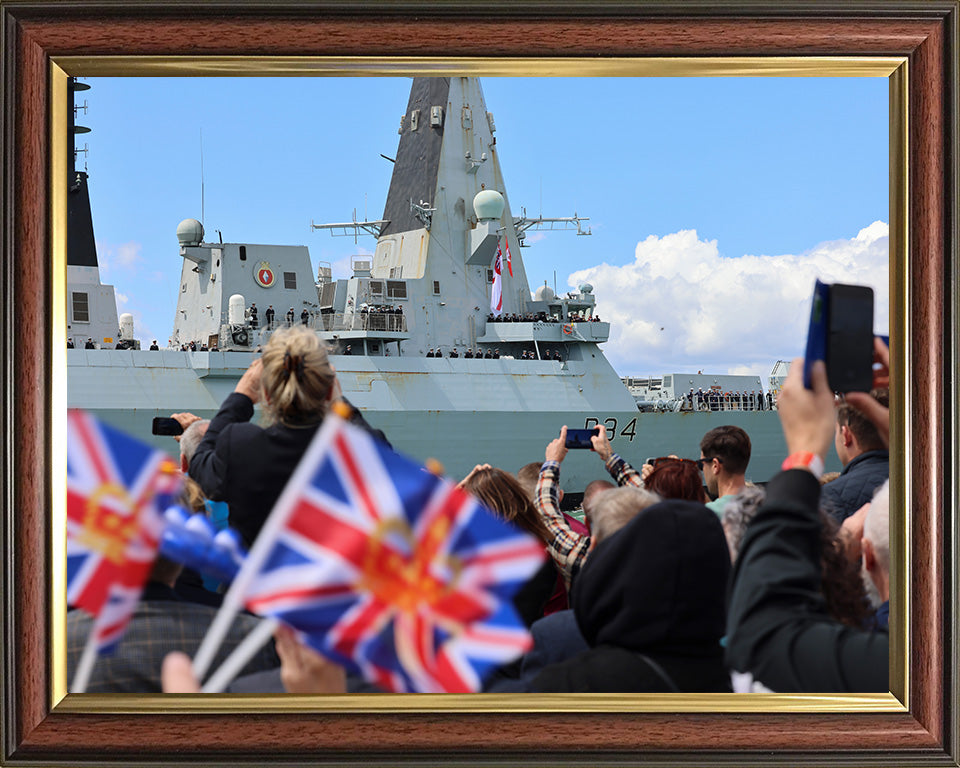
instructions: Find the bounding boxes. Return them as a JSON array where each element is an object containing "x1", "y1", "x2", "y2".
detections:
[{"x1": 260, "y1": 313, "x2": 408, "y2": 334}]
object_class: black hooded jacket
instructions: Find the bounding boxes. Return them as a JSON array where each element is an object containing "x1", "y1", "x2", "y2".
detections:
[{"x1": 531, "y1": 499, "x2": 732, "y2": 693}]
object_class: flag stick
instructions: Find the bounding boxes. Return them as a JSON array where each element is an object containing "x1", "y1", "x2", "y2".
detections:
[
  {"x1": 192, "y1": 413, "x2": 345, "y2": 683},
  {"x1": 70, "y1": 628, "x2": 98, "y2": 693},
  {"x1": 201, "y1": 616, "x2": 279, "y2": 693}
]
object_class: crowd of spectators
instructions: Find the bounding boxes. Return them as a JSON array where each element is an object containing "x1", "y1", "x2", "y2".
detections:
[{"x1": 68, "y1": 322, "x2": 892, "y2": 697}]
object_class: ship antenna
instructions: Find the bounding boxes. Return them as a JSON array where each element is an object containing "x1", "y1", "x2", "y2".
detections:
[{"x1": 200, "y1": 128, "x2": 205, "y2": 226}]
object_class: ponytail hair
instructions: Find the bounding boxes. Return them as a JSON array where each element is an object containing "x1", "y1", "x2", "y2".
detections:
[{"x1": 259, "y1": 326, "x2": 335, "y2": 425}]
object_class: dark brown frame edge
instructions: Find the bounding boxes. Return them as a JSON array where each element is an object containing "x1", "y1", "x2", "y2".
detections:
[{"x1": 1, "y1": 2, "x2": 956, "y2": 766}]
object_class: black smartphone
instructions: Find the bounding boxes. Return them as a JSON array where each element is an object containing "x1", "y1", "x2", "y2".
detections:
[
  {"x1": 645, "y1": 457, "x2": 657, "y2": 466},
  {"x1": 152, "y1": 416, "x2": 184, "y2": 436},
  {"x1": 564, "y1": 427, "x2": 598, "y2": 449},
  {"x1": 803, "y1": 280, "x2": 875, "y2": 392}
]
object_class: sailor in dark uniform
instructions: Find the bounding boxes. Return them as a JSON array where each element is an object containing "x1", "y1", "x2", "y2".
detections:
[
  {"x1": 67, "y1": 339, "x2": 75, "y2": 349},
  {"x1": 265, "y1": 305, "x2": 275, "y2": 328},
  {"x1": 301, "y1": 309, "x2": 309, "y2": 325},
  {"x1": 426, "y1": 348, "x2": 435, "y2": 358},
  {"x1": 450, "y1": 348, "x2": 459, "y2": 358},
  {"x1": 85, "y1": 338, "x2": 95, "y2": 349},
  {"x1": 249, "y1": 303, "x2": 258, "y2": 328},
  {"x1": 553, "y1": 349, "x2": 562, "y2": 361},
  {"x1": 484, "y1": 348, "x2": 494, "y2": 359},
  {"x1": 286, "y1": 308, "x2": 295, "y2": 325},
  {"x1": 464, "y1": 348, "x2": 474, "y2": 359},
  {"x1": 149, "y1": 340, "x2": 159, "y2": 350}
]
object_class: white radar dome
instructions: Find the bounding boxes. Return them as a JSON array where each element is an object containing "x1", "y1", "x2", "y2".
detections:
[
  {"x1": 472, "y1": 189, "x2": 505, "y2": 221},
  {"x1": 228, "y1": 294, "x2": 246, "y2": 326},
  {"x1": 119, "y1": 313, "x2": 135, "y2": 340},
  {"x1": 177, "y1": 218, "x2": 204, "y2": 247},
  {"x1": 534, "y1": 284, "x2": 555, "y2": 302},
  {"x1": 579, "y1": 283, "x2": 594, "y2": 294}
]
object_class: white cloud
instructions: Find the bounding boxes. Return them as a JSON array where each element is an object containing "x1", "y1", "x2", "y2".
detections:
[
  {"x1": 116, "y1": 292, "x2": 129, "y2": 306},
  {"x1": 115, "y1": 241, "x2": 143, "y2": 268},
  {"x1": 96, "y1": 240, "x2": 144, "y2": 276},
  {"x1": 570, "y1": 223, "x2": 889, "y2": 377}
]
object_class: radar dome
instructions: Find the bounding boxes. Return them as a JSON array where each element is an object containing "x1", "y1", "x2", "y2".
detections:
[
  {"x1": 177, "y1": 218, "x2": 204, "y2": 247},
  {"x1": 534, "y1": 284, "x2": 556, "y2": 302},
  {"x1": 579, "y1": 283, "x2": 594, "y2": 294},
  {"x1": 473, "y1": 189, "x2": 505, "y2": 221}
]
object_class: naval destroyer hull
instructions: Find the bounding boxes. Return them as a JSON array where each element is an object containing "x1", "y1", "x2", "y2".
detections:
[{"x1": 68, "y1": 348, "x2": 792, "y2": 491}]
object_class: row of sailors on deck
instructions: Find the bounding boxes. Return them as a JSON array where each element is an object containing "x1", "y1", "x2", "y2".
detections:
[
  {"x1": 487, "y1": 311, "x2": 602, "y2": 324},
  {"x1": 689, "y1": 389, "x2": 775, "y2": 411},
  {"x1": 425, "y1": 348, "x2": 564, "y2": 361},
  {"x1": 427, "y1": 348, "x2": 501, "y2": 358}
]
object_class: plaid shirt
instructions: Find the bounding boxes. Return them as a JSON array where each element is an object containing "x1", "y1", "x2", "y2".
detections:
[
  {"x1": 535, "y1": 453, "x2": 643, "y2": 589},
  {"x1": 67, "y1": 585, "x2": 279, "y2": 692}
]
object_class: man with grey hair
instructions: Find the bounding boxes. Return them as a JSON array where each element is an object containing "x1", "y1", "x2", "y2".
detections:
[
  {"x1": 587, "y1": 486, "x2": 661, "y2": 547},
  {"x1": 178, "y1": 418, "x2": 210, "y2": 471},
  {"x1": 861, "y1": 479, "x2": 890, "y2": 629}
]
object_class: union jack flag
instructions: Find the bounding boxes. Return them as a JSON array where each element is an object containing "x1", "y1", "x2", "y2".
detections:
[
  {"x1": 67, "y1": 410, "x2": 176, "y2": 651},
  {"x1": 234, "y1": 414, "x2": 545, "y2": 693}
]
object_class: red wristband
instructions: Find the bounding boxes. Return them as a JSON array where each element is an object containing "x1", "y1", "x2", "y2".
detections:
[{"x1": 781, "y1": 451, "x2": 825, "y2": 479}]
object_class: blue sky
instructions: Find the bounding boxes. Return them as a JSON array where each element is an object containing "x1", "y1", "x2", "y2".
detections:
[{"x1": 80, "y1": 76, "x2": 889, "y2": 378}]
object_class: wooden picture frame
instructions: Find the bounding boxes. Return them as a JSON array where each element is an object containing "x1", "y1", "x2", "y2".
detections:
[{"x1": 2, "y1": 2, "x2": 957, "y2": 765}]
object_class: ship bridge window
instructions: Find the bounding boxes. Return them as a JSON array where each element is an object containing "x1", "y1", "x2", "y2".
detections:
[
  {"x1": 284, "y1": 272, "x2": 297, "y2": 289},
  {"x1": 433, "y1": 280, "x2": 441, "y2": 295},
  {"x1": 386, "y1": 280, "x2": 407, "y2": 299},
  {"x1": 389, "y1": 266, "x2": 403, "y2": 279},
  {"x1": 487, "y1": 269, "x2": 494, "y2": 283},
  {"x1": 239, "y1": 246, "x2": 247, "y2": 261},
  {"x1": 71, "y1": 292, "x2": 89, "y2": 323},
  {"x1": 369, "y1": 281, "x2": 384, "y2": 297},
  {"x1": 663, "y1": 375, "x2": 672, "y2": 388}
]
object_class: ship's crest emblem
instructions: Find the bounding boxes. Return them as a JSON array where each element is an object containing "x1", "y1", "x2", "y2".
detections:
[{"x1": 254, "y1": 261, "x2": 276, "y2": 288}]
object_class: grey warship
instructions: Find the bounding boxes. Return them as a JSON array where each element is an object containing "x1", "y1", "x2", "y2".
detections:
[{"x1": 66, "y1": 76, "x2": 792, "y2": 493}]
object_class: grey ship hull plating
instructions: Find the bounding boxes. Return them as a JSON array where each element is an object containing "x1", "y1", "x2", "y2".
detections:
[{"x1": 67, "y1": 348, "x2": 788, "y2": 490}]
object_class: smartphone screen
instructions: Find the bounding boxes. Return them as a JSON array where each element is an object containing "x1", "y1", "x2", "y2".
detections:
[
  {"x1": 804, "y1": 280, "x2": 875, "y2": 392},
  {"x1": 564, "y1": 428, "x2": 597, "y2": 449},
  {"x1": 827, "y1": 283, "x2": 874, "y2": 393},
  {"x1": 152, "y1": 416, "x2": 184, "y2": 436}
]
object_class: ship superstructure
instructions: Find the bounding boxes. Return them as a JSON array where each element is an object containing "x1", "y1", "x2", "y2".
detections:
[{"x1": 67, "y1": 76, "x2": 803, "y2": 492}]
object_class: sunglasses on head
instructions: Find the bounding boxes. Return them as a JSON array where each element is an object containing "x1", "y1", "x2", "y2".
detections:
[{"x1": 648, "y1": 456, "x2": 699, "y2": 469}]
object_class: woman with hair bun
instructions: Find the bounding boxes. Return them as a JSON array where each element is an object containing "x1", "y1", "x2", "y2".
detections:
[{"x1": 189, "y1": 326, "x2": 384, "y2": 548}]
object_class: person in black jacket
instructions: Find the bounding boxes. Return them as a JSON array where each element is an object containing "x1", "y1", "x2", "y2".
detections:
[
  {"x1": 725, "y1": 346, "x2": 889, "y2": 693},
  {"x1": 530, "y1": 497, "x2": 732, "y2": 693},
  {"x1": 188, "y1": 326, "x2": 387, "y2": 548},
  {"x1": 820, "y1": 390, "x2": 889, "y2": 522}
]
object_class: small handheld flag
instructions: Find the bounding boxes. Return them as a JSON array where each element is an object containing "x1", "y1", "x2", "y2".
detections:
[
  {"x1": 66, "y1": 410, "x2": 179, "y2": 690},
  {"x1": 198, "y1": 413, "x2": 544, "y2": 693}
]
